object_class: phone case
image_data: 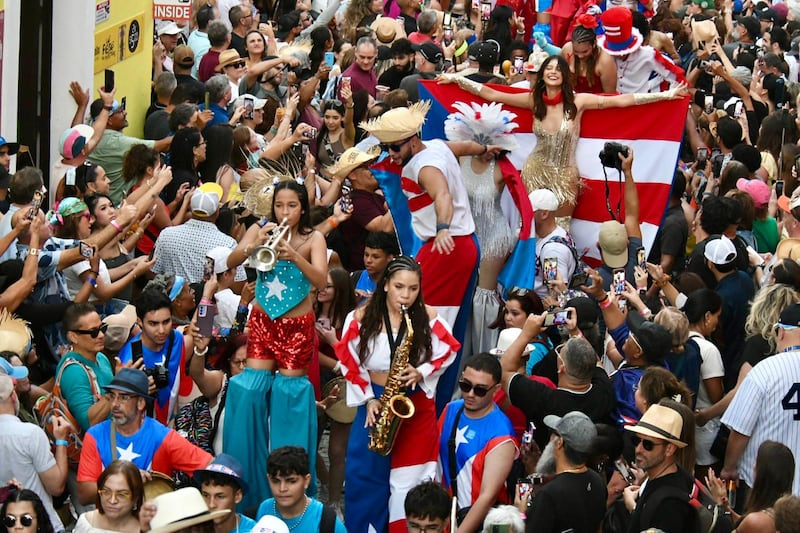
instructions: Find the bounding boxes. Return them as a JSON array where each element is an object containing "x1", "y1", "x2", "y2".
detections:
[{"x1": 542, "y1": 258, "x2": 557, "y2": 281}]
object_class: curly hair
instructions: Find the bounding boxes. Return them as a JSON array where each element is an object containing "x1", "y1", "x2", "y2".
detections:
[
  {"x1": 533, "y1": 56, "x2": 577, "y2": 122},
  {"x1": 745, "y1": 283, "x2": 800, "y2": 350},
  {"x1": 342, "y1": 0, "x2": 374, "y2": 43},
  {"x1": 357, "y1": 256, "x2": 432, "y2": 367}
]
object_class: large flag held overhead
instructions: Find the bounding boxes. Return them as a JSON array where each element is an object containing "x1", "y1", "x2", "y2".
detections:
[{"x1": 418, "y1": 80, "x2": 688, "y2": 268}]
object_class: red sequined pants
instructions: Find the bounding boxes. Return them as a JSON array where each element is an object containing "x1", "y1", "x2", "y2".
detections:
[{"x1": 246, "y1": 307, "x2": 315, "y2": 369}]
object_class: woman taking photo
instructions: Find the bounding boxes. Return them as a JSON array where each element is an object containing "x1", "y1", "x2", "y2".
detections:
[
  {"x1": 164, "y1": 127, "x2": 206, "y2": 204},
  {"x1": 314, "y1": 266, "x2": 356, "y2": 511},
  {"x1": 335, "y1": 255, "x2": 459, "y2": 533},
  {"x1": 316, "y1": 92, "x2": 356, "y2": 179},
  {"x1": 74, "y1": 460, "x2": 143, "y2": 533},
  {"x1": 0, "y1": 488, "x2": 54, "y2": 533},
  {"x1": 560, "y1": 17, "x2": 616, "y2": 94},
  {"x1": 218, "y1": 179, "x2": 328, "y2": 511},
  {"x1": 443, "y1": 54, "x2": 686, "y2": 212}
]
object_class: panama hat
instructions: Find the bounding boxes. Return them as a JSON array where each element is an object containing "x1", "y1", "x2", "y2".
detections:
[
  {"x1": 625, "y1": 404, "x2": 687, "y2": 448},
  {"x1": 149, "y1": 487, "x2": 230, "y2": 533}
]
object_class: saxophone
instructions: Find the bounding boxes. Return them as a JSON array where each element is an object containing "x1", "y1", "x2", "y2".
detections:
[{"x1": 368, "y1": 304, "x2": 416, "y2": 455}]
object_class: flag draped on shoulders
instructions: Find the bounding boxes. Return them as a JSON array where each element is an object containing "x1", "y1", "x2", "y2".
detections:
[{"x1": 418, "y1": 79, "x2": 688, "y2": 268}]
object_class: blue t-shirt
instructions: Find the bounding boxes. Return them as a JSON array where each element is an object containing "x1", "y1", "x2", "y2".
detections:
[
  {"x1": 231, "y1": 514, "x2": 257, "y2": 533},
  {"x1": 56, "y1": 352, "x2": 115, "y2": 431},
  {"x1": 118, "y1": 329, "x2": 184, "y2": 424},
  {"x1": 256, "y1": 498, "x2": 346, "y2": 533}
]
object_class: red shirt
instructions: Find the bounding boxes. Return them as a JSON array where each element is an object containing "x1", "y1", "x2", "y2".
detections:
[{"x1": 199, "y1": 49, "x2": 221, "y2": 83}]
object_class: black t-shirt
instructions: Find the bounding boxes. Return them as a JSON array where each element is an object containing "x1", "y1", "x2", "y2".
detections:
[
  {"x1": 648, "y1": 203, "x2": 688, "y2": 274},
  {"x1": 144, "y1": 110, "x2": 171, "y2": 141},
  {"x1": 526, "y1": 470, "x2": 607, "y2": 533},
  {"x1": 627, "y1": 467, "x2": 700, "y2": 533},
  {"x1": 743, "y1": 334, "x2": 772, "y2": 368},
  {"x1": 229, "y1": 33, "x2": 247, "y2": 58},
  {"x1": 508, "y1": 367, "x2": 616, "y2": 449},
  {"x1": 378, "y1": 65, "x2": 415, "y2": 90},
  {"x1": 686, "y1": 234, "x2": 750, "y2": 289},
  {"x1": 175, "y1": 73, "x2": 206, "y2": 104}
]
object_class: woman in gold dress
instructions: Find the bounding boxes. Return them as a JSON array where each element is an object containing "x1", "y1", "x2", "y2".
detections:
[{"x1": 443, "y1": 55, "x2": 685, "y2": 214}]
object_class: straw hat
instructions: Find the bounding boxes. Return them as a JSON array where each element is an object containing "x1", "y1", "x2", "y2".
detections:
[
  {"x1": 777, "y1": 238, "x2": 800, "y2": 261},
  {"x1": 149, "y1": 487, "x2": 230, "y2": 533},
  {"x1": 243, "y1": 173, "x2": 295, "y2": 220},
  {"x1": 624, "y1": 404, "x2": 687, "y2": 448},
  {"x1": 0, "y1": 310, "x2": 32, "y2": 357},
  {"x1": 489, "y1": 328, "x2": 534, "y2": 357},
  {"x1": 216, "y1": 49, "x2": 244, "y2": 72},
  {"x1": 360, "y1": 101, "x2": 431, "y2": 143},
  {"x1": 371, "y1": 16, "x2": 406, "y2": 45},
  {"x1": 325, "y1": 146, "x2": 380, "y2": 180}
]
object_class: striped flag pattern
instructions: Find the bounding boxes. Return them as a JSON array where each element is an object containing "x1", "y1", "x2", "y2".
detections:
[{"x1": 417, "y1": 80, "x2": 688, "y2": 266}]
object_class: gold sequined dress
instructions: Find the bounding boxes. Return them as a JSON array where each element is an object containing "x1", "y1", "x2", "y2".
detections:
[{"x1": 521, "y1": 116, "x2": 581, "y2": 206}]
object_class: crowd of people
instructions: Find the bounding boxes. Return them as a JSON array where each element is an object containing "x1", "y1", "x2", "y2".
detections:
[{"x1": 4, "y1": 0, "x2": 800, "y2": 531}]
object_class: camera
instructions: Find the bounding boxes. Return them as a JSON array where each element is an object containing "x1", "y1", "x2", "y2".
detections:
[
  {"x1": 145, "y1": 364, "x2": 170, "y2": 390},
  {"x1": 599, "y1": 142, "x2": 629, "y2": 170}
]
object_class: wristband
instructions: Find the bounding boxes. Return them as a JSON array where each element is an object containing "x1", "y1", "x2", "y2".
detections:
[
  {"x1": 597, "y1": 293, "x2": 609, "y2": 304},
  {"x1": 28, "y1": 248, "x2": 40, "y2": 257},
  {"x1": 103, "y1": 105, "x2": 113, "y2": 111},
  {"x1": 237, "y1": 304, "x2": 249, "y2": 313},
  {"x1": 599, "y1": 297, "x2": 614, "y2": 310},
  {"x1": 639, "y1": 308, "x2": 652, "y2": 319},
  {"x1": 110, "y1": 219, "x2": 123, "y2": 233},
  {"x1": 89, "y1": 270, "x2": 100, "y2": 276},
  {"x1": 481, "y1": 144, "x2": 488, "y2": 154},
  {"x1": 55, "y1": 439, "x2": 69, "y2": 447},
  {"x1": 436, "y1": 223, "x2": 450, "y2": 232},
  {"x1": 328, "y1": 216, "x2": 338, "y2": 229},
  {"x1": 87, "y1": 277, "x2": 97, "y2": 288},
  {"x1": 200, "y1": 297, "x2": 213, "y2": 306}
]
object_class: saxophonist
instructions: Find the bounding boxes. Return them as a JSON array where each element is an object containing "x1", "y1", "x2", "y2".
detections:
[{"x1": 335, "y1": 256, "x2": 460, "y2": 533}]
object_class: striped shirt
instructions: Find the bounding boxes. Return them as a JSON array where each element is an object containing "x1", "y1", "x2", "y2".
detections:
[{"x1": 721, "y1": 349, "x2": 800, "y2": 493}]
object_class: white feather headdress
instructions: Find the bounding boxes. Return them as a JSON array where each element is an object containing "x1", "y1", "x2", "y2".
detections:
[{"x1": 444, "y1": 102, "x2": 519, "y2": 151}]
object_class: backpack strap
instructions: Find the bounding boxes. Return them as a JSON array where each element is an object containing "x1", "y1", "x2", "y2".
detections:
[
  {"x1": 55, "y1": 358, "x2": 102, "y2": 403},
  {"x1": 208, "y1": 377, "x2": 229, "y2": 446},
  {"x1": 447, "y1": 405, "x2": 466, "y2": 502},
  {"x1": 319, "y1": 503, "x2": 337, "y2": 533}
]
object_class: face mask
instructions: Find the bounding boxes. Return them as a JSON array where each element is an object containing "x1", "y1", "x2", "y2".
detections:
[
  {"x1": 247, "y1": 151, "x2": 260, "y2": 168},
  {"x1": 731, "y1": 29, "x2": 741, "y2": 41}
]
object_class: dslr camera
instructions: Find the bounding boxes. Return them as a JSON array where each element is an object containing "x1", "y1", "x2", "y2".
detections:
[
  {"x1": 599, "y1": 142, "x2": 630, "y2": 170},
  {"x1": 145, "y1": 363, "x2": 170, "y2": 390}
]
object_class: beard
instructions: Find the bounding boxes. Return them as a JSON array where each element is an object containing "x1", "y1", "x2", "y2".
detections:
[{"x1": 535, "y1": 439, "x2": 557, "y2": 475}]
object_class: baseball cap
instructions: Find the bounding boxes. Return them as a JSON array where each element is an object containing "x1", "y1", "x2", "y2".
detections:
[
  {"x1": 59, "y1": 124, "x2": 94, "y2": 161},
  {"x1": 736, "y1": 178, "x2": 770, "y2": 208},
  {"x1": 735, "y1": 16, "x2": 760, "y2": 40},
  {"x1": 629, "y1": 320, "x2": 672, "y2": 363},
  {"x1": 233, "y1": 96, "x2": 268, "y2": 110},
  {"x1": 543, "y1": 411, "x2": 597, "y2": 453},
  {"x1": 0, "y1": 375, "x2": 14, "y2": 402},
  {"x1": 777, "y1": 303, "x2": 800, "y2": 329},
  {"x1": 206, "y1": 246, "x2": 233, "y2": 275},
  {"x1": 104, "y1": 368, "x2": 150, "y2": 397},
  {"x1": 0, "y1": 358, "x2": 28, "y2": 380},
  {"x1": 598, "y1": 221, "x2": 628, "y2": 268},
  {"x1": 194, "y1": 453, "x2": 249, "y2": 493},
  {"x1": 529, "y1": 189, "x2": 558, "y2": 212},
  {"x1": 252, "y1": 516, "x2": 289, "y2": 533},
  {"x1": 0, "y1": 137, "x2": 20, "y2": 155},
  {"x1": 103, "y1": 305, "x2": 137, "y2": 353},
  {"x1": 778, "y1": 187, "x2": 800, "y2": 213},
  {"x1": 157, "y1": 21, "x2": 182, "y2": 36},
  {"x1": 191, "y1": 183, "x2": 223, "y2": 217},
  {"x1": 757, "y1": 5, "x2": 776, "y2": 21},
  {"x1": 704, "y1": 235, "x2": 738, "y2": 265},
  {"x1": 173, "y1": 45, "x2": 195, "y2": 67},
  {"x1": 564, "y1": 297, "x2": 600, "y2": 330},
  {"x1": 412, "y1": 42, "x2": 443, "y2": 64}
]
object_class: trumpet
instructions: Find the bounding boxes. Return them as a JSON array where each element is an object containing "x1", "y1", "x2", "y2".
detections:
[{"x1": 248, "y1": 218, "x2": 290, "y2": 272}]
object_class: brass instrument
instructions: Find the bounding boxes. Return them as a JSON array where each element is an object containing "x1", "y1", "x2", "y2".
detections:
[
  {"x1": 368, "y1": 305, "x2": 416, "y2": 455},
  {"x1": 248, "y1": 217, "x2": 290, "y2": 272}
]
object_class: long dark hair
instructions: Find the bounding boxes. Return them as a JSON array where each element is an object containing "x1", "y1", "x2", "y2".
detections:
[
  {"x1": 316, "y1": 99, "x2": 346, "y2": 155},
  {"x1": 315, "y1": 267, "x2": 356, "y2": 331},
  {"x1": 745, "y1": 440, "x2": 795, "y2": 515},
  {"x1": 533, "y1": 55, "x2": 577, "y2": 121},
  {"x1": 489, "y1": 289, "x2": 544, "y2": 329},
  {"x1": 197, "y1": 124, "x2": 234, "y2": 183},
  {"x1": 570, "y1": 24, "x2": 599, "y2": 88},
  {"x1": 357, "y1": 256, "x2": 432, "y2": 366},
  {"x1": 683, "y1": 288, "x2": 722, "y2": 326},
  {"x1": 271, "y1": 181, "x2": 313, "y2": 235},
  {"x1": 64, "y1": 163, "x2": 102, "y2": 198},
  {"x1": 170, "y1": 127, "x2": 203, "y2": 171},
  {"x1": 95, "y1": 460, "x2": 144, "y2": 517},
  {"x1": 309, "y1": 26, "x2": 332, "y2": 74},
  {"x1": 0, "y1": 488, "x2": 54, "y2": 533},
  {"x1": 245, "y1": 29, "x2": 269, "y2": 62}
]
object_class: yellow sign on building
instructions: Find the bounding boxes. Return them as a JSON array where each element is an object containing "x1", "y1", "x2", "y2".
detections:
[{"x1": 93, "y1": 13, "x2": 145, "y2": 73}]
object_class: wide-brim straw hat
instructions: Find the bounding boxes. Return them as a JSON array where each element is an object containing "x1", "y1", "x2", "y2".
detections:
[
  {"x1": 242, "y1": 173, "x2": 295, "y2": 220},
  {"x1": 777, "y1": 238, "x2": 800, "y2": 261},
  {"x1": 624, "y1": 404, "x2": 687, "y2": 448},
  {"x1": 488, "y1": 327, "x2": 534, "y2": 356},
  {"x1": 149, "y1": 487, "x2": 230, "y2": 533},
  {"x1": 325, "y1": 146, "x2": 380, "y2": 180},
  {"x1": 0, "y1": 309, "x2": 32, "y2": 357},
  {"x1": 360, "y1": 101, "x2": 431, "y2": 143}
]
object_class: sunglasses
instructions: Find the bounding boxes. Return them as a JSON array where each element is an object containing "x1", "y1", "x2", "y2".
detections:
[
  {"x1": 229, "y1": 61, "x2": 247, "y2": 69},
  {"x1": 379, "y1": 136, "x2": 414, "y2": 153},
  {"x1": 631, "y1": 435, "x2": 665, "y2": 452},
  {"x1": 71, "y1": 323, "x2": 108, "y2": 338},
  {"x1": 458, "y1": 379, "x2": 493, "y2": 397},
  {"x1": 97, "y1": 488, "x2": 132, "y2": 501},
  {"x1": 3, "y1": 515, "x2": 34, "y2": 528}
]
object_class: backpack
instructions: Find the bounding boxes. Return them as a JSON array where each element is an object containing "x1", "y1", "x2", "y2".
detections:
[
  {"x1": 175, "y1": 377, "x2": 228, "y2": 455},
  {"x1": 538, "y1": 235, "x2": 591, "y2": 289},
  {"x1": 643, "y1": 479, "x2": 735, "y2": 533},
  {"x1": 668, "y1": 336, "x2": 703, "y2": 409},
  {"x1": 33, "y1": 359, "x2": 101, "y2": 468}
]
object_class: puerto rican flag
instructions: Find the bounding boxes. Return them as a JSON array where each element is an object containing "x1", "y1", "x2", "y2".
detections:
[{"x1": 418, "y1": 80, "x2": 688, "y2": 268}]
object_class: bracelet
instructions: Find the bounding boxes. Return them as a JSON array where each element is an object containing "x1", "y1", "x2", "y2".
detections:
[
  {"x1": 328, "y1": 216, "x2": 338, "y2": 229},
  {"x1": 28, "y1": 248, "x2": 40, "y2": 257},
  {"x1": 640, "y1": 308, "x2": 652, "y2": 319},
  {"x1": 200, "y1": 297, "x2": 213, "y2": 306},
  {"x1": 435, "y1": 223, "x2": 450, "y2": 232},
  {"x1": 110, "y1": 219, "x2": 123, "y2": 233},
  {"x1": 104, "y1": 105, "x2": 113, "y2": 111},
  {"x1": 237, "y1": 304, "x2": 249, "y2": 313},
  {"x1": 597, "y1": 293, "x2": 609, "y2": 304},
  {"x1": 193, "y1": 345, "x2": 209, "y2": 357},
  {"x1": 55, "y1": 439, "x2": 69, "y2": 447},
  {"x1": 89, "y1": 270, "x2": 99, "y2": 276},
  {"x1": 87, "y1": 277, "x2": 97, "y2": 288},
  {"x1": 599, "y1": 297, "x2": 614, "y2": 310}
]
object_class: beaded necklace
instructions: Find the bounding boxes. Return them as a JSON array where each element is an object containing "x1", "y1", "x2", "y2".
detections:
[{"x1": 274, "y1": 496, "x2": 311, "y2": 531}]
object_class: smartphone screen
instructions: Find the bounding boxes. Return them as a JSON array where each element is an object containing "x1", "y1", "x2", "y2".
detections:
[
  {"x1": 776, "y1": 180, "x2": 785, "y2": 197},
  {"x1": 614, "y1": 458, "x2": 636, "y2": 484},
  {"x1": 480, "y1": 0, "x2": 491, "y2": 19},
  {"x1": 29, "y1": 191, "x2": 43, "y2": 221},
  {"x1": 513, "y1": 56, "x2": 524, "y2": 74},
  {"x1": 637, "y1": 247, "x2": 646, "y2": 271},
  {"x1": 104, "y1": 69, "x2": 115, "y2": 92},
  {"x1": 697, "y1": 147, "x2": 708, "y2": 165},
  {"x1": 552, "y1": 310, "x2": 571, "y2": 326},
  {"x1": 244, "y1": 96, "x2": 255, "y2": 120},
  {"x1": 203, "y1": 257, "x2": 215, "y2": 282},
  {"x1": 443, "y1": 12, "x2": 452, "y2": 27},
  {"x1": 734, "y1": 100, "x2": 744, "y2": 118},
  {"x1": 324, "y1": 51, "x2": 335, "y2": 67},
  {"x1": 79, "y1": 242, "x2": 94, "y2": 259},
  {"x1": 613, "y1": 269, "x2": 625, "y2": 294},
  {"x1": 543, "y1": 257, "x2": 557, "y2": 282},
  {"x1": 704, "y1": 95, "x2": 713, "y2": 114}
]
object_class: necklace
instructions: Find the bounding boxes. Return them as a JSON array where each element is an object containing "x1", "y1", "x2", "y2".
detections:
[
  {"x1": 561, "y1": 466, "x2": 587, "y2": 474},
  {"x1": 542, "y1": 91, "x2": 563, "y2": 106},
  {"x1": 274, "y1": 496, "x2": 311, "y2": 531}
]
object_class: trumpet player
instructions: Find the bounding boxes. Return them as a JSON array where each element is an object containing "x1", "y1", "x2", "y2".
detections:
[
  {"x1": 334, "y1": 256, "x2": 459, "y2": 533},
  {"x1": 220, "y1": 179, "x2": 329, "y2": 511}
]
